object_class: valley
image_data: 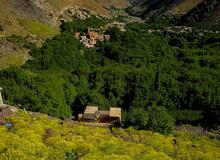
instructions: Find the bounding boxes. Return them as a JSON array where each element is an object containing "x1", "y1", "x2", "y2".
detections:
[{"x1": 0, "y1": 1, "x2": 219, "y2": 159}]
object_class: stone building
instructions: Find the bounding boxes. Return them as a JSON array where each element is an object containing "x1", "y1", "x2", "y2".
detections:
[
  {"x1": 81, "y1": 106, "x2": 121, "y2": 123},
  {"x1": 83, "y1": 106, "x2": 99, "y2": 121},
  {"x1": 75, "y1": 29, "x2": 111, "y2": 48}
]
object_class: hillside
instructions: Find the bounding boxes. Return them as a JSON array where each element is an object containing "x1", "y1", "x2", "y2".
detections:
[
  {"x1": 0, "y1": 107, "x2": 219, "y2": 160},
  {"x1": 127, "y1": 0, "x2": 202, "y2": 18},
  {"x1": 0, "y1": 2, "x2": 219, "y2": 159},
  {"x1": 0, "y1": 0, "x2": 129, "y2": 37},
  {"x1": 180, "y1": 0, "x2": 220, "y2": 24},
  {"x1": 0, "y1": 0, "x2": 129, "y2": 70},
  {"x1": 0, "y1": 37, "x2": 31, "y2": 69},
  {"x1": 1, "y1": 16, "x2": 219, "y2": 130},
  {"x1": 0, "y1": 0, "x2": 58, "y2": 37},
  {"x1": 165, "y1": 0, "x2": 203, "y2": 15},
  {"x1": 1, "y1": 0, "x2": 218, "y2": 70},
  {"x1": 127, "y1": 0, "x2": 220, "y2": 24}
]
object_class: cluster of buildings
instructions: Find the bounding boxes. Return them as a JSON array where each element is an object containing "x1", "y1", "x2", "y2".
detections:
[
  {"x1": 75, "y1": 28, "x2": 111, "y2": 48},
  {"x1": 75, "y1": 22, "x2": 126, "y2": 48},
  {"x1": 148, "y1": 26, "x2": 193, "y2": 34},
  {"x1": 79, "y1": 106, "x2": 121, "y2": 123},
  {"x1": 148, "y1": 26, "x2": 219, "y2": 35}
]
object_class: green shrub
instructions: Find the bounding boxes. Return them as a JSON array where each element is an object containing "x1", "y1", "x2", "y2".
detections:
[
  {"x1": 146, "y1": 104, "x2": 175, "y2": 134},
  {"x1": 126, "y1": 105, "x2": 175, "y2": 134}
]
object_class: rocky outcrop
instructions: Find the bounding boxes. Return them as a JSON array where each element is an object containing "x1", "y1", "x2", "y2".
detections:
[
  {"x1": 0, "y1": 104, "x2": 17, "y2": 125},
  {"x1": 8, "y1": 0, "x2": 57, "y2": 25}
]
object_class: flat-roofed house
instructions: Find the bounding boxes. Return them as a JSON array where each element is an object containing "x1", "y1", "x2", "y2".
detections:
[
  {"x1": 82, "y1": 106, "x2": 122, "y2": 123},
  {"x1": 109, "y1": 107, "x2": 121, "y2": 122},
  {"x1": 83, "y1": 106, "x2": 98, "y2": 121}
]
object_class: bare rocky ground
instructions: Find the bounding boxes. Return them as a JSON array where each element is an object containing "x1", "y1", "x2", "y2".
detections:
[{"x1": 0, "y1": 104, "x2": 17, "y2": 125}]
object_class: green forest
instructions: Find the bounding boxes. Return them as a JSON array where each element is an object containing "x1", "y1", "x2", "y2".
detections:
[{"x1": 0, "y1": 17, "x2": 220, "y2": 134}]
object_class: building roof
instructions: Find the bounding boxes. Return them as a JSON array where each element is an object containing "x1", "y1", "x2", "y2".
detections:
[
  {"x1": 84, "y1": 106, "x2": 98, "y2": 114},
  {"x1": 109, "y1": 107, "x2": 121, "y2": 119}
]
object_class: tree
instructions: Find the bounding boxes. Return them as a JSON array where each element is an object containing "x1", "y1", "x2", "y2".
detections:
[
  {"x1": 126, "y1": 105, "x2": 174, "y2": 134},
  {"x1": 126, "y1": 108, "x2": 149, "y2": 130},
  {"x1": 146, "y1": 104, "x2": 175, "y2": 134}
]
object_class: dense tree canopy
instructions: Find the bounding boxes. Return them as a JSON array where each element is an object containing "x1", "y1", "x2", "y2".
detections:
[{"x1": 0, "y1": 17, "x2": 219, "y2": 133}]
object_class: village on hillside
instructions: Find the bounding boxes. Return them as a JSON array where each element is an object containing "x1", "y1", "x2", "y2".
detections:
[
  {"x1": 74, "y1": 21, "x2": 220, "y2": 49},
  {"x1": 74, "y1": 21, "x2": 126, "y2": 48}
]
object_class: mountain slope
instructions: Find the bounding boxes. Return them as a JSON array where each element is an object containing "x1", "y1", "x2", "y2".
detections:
[
  {"x1": 180, "y1": 0, "x2": 220, "y2": 24},
  {"x1": 165, "y1": 0, "x2": 203, "y2": 15},
  {"x1": 127, "y1": 0, "x2": 219, "y2": 24},
  {"x1": 0, "y1": 0, "x2": 129, "y2": 36},
  {"x1": 0, "y1": 0, "x2": 129, "y2": 70},
  {"x1": 0, "y1": 0, "x2": 58, "y2": 37},
  {"x1": 128, "y1": 0, "x2": 180, "y2": 18}
]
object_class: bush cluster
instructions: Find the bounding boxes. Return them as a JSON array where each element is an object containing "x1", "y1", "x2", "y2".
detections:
[{"x1": 0, "y1": 111, "x2": 219, "y2": 160}]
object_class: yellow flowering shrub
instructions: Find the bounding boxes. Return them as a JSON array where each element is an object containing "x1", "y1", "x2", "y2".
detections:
[{"x1": 0, "y1": 110, "x2": 219, "y2": 160}]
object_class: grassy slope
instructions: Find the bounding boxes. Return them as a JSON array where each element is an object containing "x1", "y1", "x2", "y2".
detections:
[
  {"x1": 0, "y1": 38, "x2": 31, "y2": 70},
  {"x1": 0, "y1": 51, "x2": 30, "y2": 70},
  {"x1": 0, "y1": 110, "x2": 219, "y2": 160},
  {"x1": 0, "y1": 0, "x2": 25, "y2": 36},
  {"x1": 18, "y1": 19, "x2": 59, "y2": 38}
]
